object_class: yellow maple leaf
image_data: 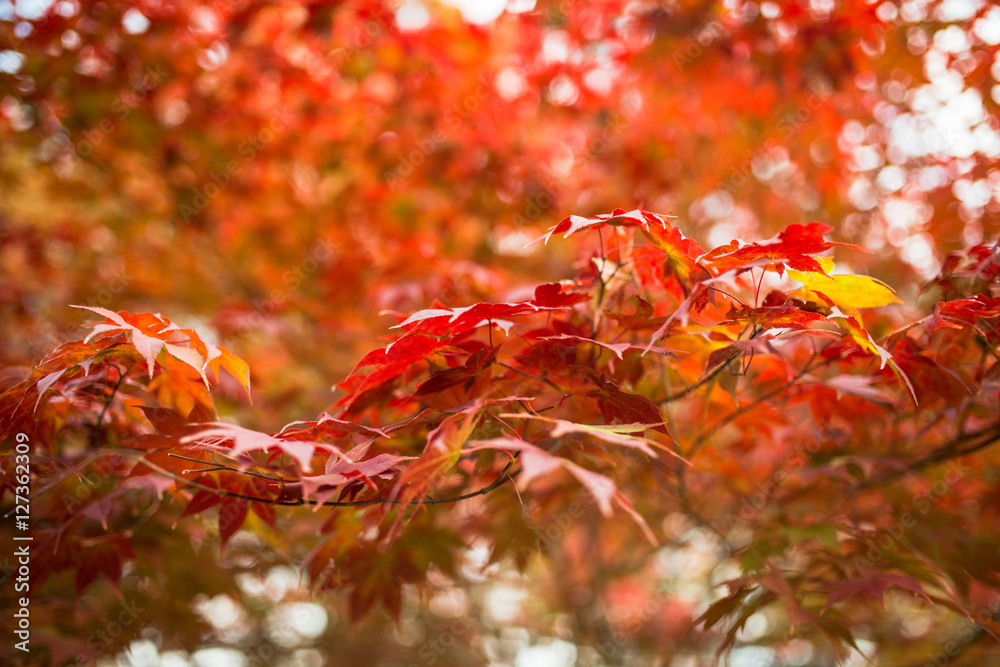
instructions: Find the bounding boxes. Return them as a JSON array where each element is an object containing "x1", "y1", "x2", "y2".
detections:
[{"x1": 788, "y1": 259, "x2": 901, "y2": 310}]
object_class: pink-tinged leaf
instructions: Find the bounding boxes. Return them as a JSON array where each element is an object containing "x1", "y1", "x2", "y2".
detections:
[
  {"x1": 501, "y1": 413, "x2": 686, "y2": 463},
  {"x1": 517, "y1": 446, "x2": 564, "y2": 486},
  {"x1": 327, "y1": 452, "x2": 414, "y2": 478},
  {"x1": 614, "y1": 491, "x2": 658, "y2": 546},
  {"x1": 804, "y1": 374, "x2": 894, "y2": 406},
  {"x1": 74, "y1": 305, "x2": 168, "y2": 378},
  {"x1": 562, "y1": 461, "x2": 615, "y2": 516},
  {"x1": 128, "y1": 330, "x2": 166, "y2": 378},
  {"x1": 491, "y1": 319, "x2": 516, "y2": 336},
  {"x1": 71, "y1": 305, "x2": 129, "y2": 327},
  {"x1": 325, "y1": 441, "x2": 371, "y2": 474},
  {"x1": 202, "y1": 342, "x2": 222, "y2": 366},
  {"x1": 80, "y1": 496, "x2": 114, "y2": 530},
  {"x1": 120, "y1": 475, "x2": 176, "y2": 499},
  {"x1": 392, "y1": 301, "x2": 565, "y2": 337},
  {"x1": 388, "y1": 407, "x2": 482, "y2": 518},
  {"x1": 278, "y1": 414, "x2": 393, "y2": 440},
  {"x1": 823, "y1": 574, "x2": 929, "y2": 612},
  {"x1": 543, "y1": 334, "x2": 641, "y2": 360},
  {"x1": 530, "y1": 214, "x2": 603, "y2": 246},
  {"x1": 274, "y1": 440, "x2": 318, "y2": 471},
  {"x1": 468, "y1": 436, "x2": 613, "y2": 509},
  {"x1": 435, "y1": 396, "x2": 533, "y2": 415},
  {"x1": 181, "y1": 423, "x2": 332, "y2": 472},
  {"x1": 206, "y1": 346, "x2": 252, "y2": 399},
  {"x1": 164, "y1": 342, "x2": 210, "y2": 386},
  {"x1": 468, "y1": 436, "x2": 652, "y2": 535},
  {"x1": 298, "y1": 473, "x2": 353, "y2": 504},
  {"x1": 317, "y1": 414, "x2": 392, "y2": 438},
  {"x1": 33, "y1": 369, "x2": 66, "y2": 410},
  {"x1": 295, "y1": 451, "x2": 401, "y2": 503},
  {"x1": 71, "y1": 306, "x2": 239, "y2": 385},
  {"x1": 549, "y1": 419, "x2": 686, "y2": 463},
  {"x1": 85, "y1": 323, "x2": 129, "y2": 340},
  {"x1": 388, "y1": 308, "x2": 453, "y2": 329}
]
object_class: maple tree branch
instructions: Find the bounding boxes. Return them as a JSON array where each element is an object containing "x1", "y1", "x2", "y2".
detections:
[
  {"x1": 909, "y1": 425, "x2": 1000, "y2": 469},
  {"x1": 661, "y1": 356, "x2": 732, "y2": 403},
  {"x1": 708, "y1": 285, "x2": 748, "y2": 308},
  {"x1": 89, "y1": 361, "x2": 135, "y2": 447},
  {"x1": 25, "y1": 451, "x2": 105, "y2": 502},
  {"x1": 150, "y1": 456, "x2": 521, "y2": 508},
  {"x1": 661, "y1": 326, "x2": 759, "y2": 403},
  {"x1": 684, "y1": 354, "x2": 821, "y2": 459},
  {"x1": 669, "y1": 353, "x2": 826, "y2": 528},
  {"x1": 850, "y1": 421, "x2": 1000, "y2": 493},
  {"x1": 497, "y1": 361, "x2": 566, "y2": 392},
  {"x1": 168, "y1": 452, "x2": 285, "y2": 482}
]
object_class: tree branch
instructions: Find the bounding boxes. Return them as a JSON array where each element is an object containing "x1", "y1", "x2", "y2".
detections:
[
  {"x1": 152, "y1": 455, "x2": 521, "y2": 508},
  {"x1": 850, "y1": 422, "x2": 1000, "y2": 493}
]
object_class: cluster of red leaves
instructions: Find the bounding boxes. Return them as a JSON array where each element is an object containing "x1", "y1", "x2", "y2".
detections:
[{"x1": 3, "y1": 211, "x2": 1000, "y2": 658}]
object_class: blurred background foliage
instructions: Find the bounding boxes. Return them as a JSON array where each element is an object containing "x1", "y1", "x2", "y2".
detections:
[{"x1": 2, "y1": 0, "x2": 1000, "y2": 665}]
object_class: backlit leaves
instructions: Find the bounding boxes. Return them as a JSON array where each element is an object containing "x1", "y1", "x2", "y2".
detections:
[{"x1": 8, "y1": 207, "x2": 1000, "y2": 664}]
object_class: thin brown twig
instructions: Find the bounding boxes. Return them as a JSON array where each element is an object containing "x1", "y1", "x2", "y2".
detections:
[
  {"x1": 684, "y1": 353, "x2": 823, "y2": 459},
  {"x1": 89, "y1": 361, "x2": 135, "y2": 446},
  {"x1": 144, "y1": 456, "x2": 521, "y2": 508},
  {"x1": 849, "y1": 421, "x2": 1000, "y2": 494}
]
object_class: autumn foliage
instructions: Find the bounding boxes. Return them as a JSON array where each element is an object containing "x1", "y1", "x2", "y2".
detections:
[
  {"x1": 5, "y1": 206, "x2": 1000, "y2": 663},
  {"x1": 3, "y1": 0, "x2": 1000, "y2": 665}
]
